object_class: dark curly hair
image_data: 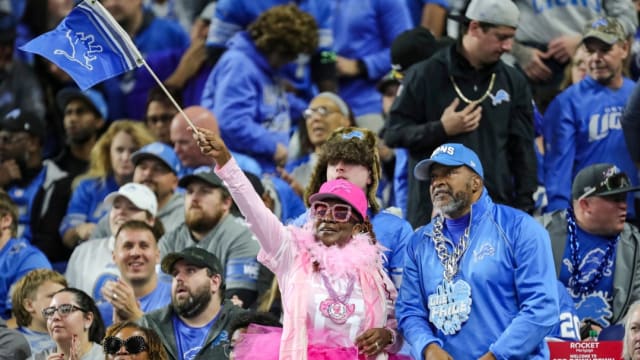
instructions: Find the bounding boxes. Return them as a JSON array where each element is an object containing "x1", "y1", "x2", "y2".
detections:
[
  {"x1": 103, "y1": 321, "x2": 168, "y2": 360},
  {"x1": 305, "y1": 127, "x2": 382, "y2": 214},
  {"x1": 248, "y1": 4, "x2": 318, "y2": 57}
]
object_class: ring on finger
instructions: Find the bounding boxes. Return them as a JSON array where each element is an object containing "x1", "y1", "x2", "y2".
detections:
[
  {"x1": 375, "y1": 341, "x2": 379, "y2": 350},
  {"x1": 112, "y1": 293, "x2": 117, "y2": 300}
]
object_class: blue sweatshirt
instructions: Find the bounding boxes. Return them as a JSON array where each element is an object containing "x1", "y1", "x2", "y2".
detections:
[
  {"x1": 331, "y1": 0, "x2": 411, "y2": 116},
  {"x1": 543, "y1": 76, "x2": 637, "y2": 217},
  {"x1": 201, "y1": 32, "x2": 291, "y2": 173},
  {"x1": 397, "y1": 190, "x2": 559, "y2": 359}
]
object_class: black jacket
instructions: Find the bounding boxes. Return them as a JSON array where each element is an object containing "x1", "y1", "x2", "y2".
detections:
[
  {"x1": 139, "y1": 300, "x2": 246, "y2": 360},
  {"x1": 385, "y1": 44, "x2": 537, "y2": 228}
]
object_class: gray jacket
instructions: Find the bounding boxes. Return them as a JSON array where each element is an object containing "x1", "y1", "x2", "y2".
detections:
[
  {"x1": 539, "y1": 209, "x2": 640, "y2": 324},
  {"x1": 138, "y1": 300, "x2": 245, "y2": 360}
]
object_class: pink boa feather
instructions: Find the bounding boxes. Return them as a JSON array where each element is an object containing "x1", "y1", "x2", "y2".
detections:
[{"x1": 293, "y1": 228, "x2": 388, "y2": 277}]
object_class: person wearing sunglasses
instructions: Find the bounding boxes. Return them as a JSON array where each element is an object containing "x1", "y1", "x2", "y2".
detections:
[
  {"x1": 102, "y1": 321, "x2": 167, "y2": 360},
  {"x1": 32, "y1": 288, "x2": 105, "y2": 360},
  {"x1": 195, "y1": 127, "x2": 405, "y2": 359},
  {"x1": 540, "y1": 163, "x2": 640, "y2": 339}
]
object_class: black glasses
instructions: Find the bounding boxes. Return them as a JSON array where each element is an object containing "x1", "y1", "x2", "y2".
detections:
[
  {"x1": 579, "y1": 171, "x2": 631, "y2": 200},
  {"x1": 145, "y1": 113, "x2": 174, "y2": 124},
  {"x1": 103, "y1": 335, "x2": 148, "y2": 355},
  {"x1": 42, "y1": 304, "x2": 86, "y2": 319},
  {"x1": 303, "y1": 106, "x2": 338, "y2": 120},
  {"x1": 311, "y1": 201, "x2": 356, "y2": 222}
]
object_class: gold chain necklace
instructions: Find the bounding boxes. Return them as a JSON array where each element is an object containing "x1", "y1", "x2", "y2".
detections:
[{"x1": 450, "y1": 73, "x2": 496, "y2": 105}]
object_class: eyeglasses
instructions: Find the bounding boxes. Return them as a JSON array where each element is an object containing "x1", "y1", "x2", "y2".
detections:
[
  {"x1": 103, "y1": 335, "x2": 148, "y2": 355},
  {"x1": 42, "y1": 304, "x2": 86, "y2": 319},
  {"x1": 303, "y1": 106, "x2": 339, "y2": 120},
  {"x1": 145, "y1": 113, "x2": 174, "y2": 124},
  {"x1": 311, "y1": 201, "x2": 357, "y2": 222},
  {"x1": 579, "y1": 171, "x2": 631, "y2": 200}
]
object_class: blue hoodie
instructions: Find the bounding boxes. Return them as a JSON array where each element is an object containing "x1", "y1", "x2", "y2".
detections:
[
  {"x1": 201, "y1": 32, "x2": 291, "y2": 173},
  {"x1": 331, "y1": 0, "x2": 411, "y2": 116}
]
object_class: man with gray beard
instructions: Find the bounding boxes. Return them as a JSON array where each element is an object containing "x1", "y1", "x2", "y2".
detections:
[
  {"x1": 139, "y1": 247, "x2": 245, "y2": 359},
  {"x1": 159, "y1": 170, "x2": 263, "y2": 309},
  {"x1": 396, "y1": 143, "x2": 559, "y2": 359}
]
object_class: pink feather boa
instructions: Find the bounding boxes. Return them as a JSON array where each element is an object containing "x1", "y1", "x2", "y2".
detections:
[{"x1": 294, "y1": 227, "x2": 388, "y2": 277}]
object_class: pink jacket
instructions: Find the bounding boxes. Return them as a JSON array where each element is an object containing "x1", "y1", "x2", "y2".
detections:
[{"x1": 216, "y1": 159, "x2": 401, "y2": 360}]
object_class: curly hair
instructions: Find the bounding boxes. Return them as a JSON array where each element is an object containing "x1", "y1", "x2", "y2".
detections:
[
  {"x1": 248, "y1": 4, "x2": 318, "y2": 57},
  {"x1": 11, "y1": 269, "x2": 67, "y2": 327},
  {"x1": 103, "y1": 321, "x2": 168, "y2": 360},
  {"x1": 74, "y1": 120, "x2": 155, "y2": 188},
  {"x1": 305, "y1": 127, "x2": 382, "y2": 214}
]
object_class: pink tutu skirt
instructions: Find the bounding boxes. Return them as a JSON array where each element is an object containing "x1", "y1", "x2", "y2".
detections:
[{"x1": 233, "y1": 325, "x2": 412, "y2": 360}]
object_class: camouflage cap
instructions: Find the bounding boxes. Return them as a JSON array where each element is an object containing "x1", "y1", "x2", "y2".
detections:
[{"x1": 583, "y1": 17, "x2": 626, "y2": 45}]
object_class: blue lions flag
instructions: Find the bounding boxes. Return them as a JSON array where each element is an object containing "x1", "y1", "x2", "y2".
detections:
[{"x1": 19, "y1": 0, "x2": 143, "y2": 90}]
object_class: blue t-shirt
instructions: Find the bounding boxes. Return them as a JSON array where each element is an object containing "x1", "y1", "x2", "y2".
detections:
[
  {"x1": 172, "y1": 310, "x2": 227, "y2": 360},
  {"x1": 0, "y1": 238, "x2": 51, "y2": 318},
  {"x1": 98, "y1": 280, "x2": 171, "y2": 326},
  {"x1": 18, "y1": 326, "x2": 56, "y2": 354},
  {"x1": 8, "y1": 168, "x2": 46, "y2": 241},
  {"x1": 559, "y1": 227, "x2": 617, "y2": 327}
]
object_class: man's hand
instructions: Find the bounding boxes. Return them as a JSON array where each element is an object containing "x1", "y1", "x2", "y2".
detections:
[
  {"x1": 101, "y1": 279, "x2": 143, "y2": 323},
  {"x1": 423, "y1": 343, "x2": 453, "y2": 360},
  {"x1": 440, "y1": 98, "x2": 482, "y2": 136},
  {"x1": 547, "y1": 35, "x2": 581, "y2": 64},
  {"x1": 521, "y1": 48, "x2": 553, "y2": 82},
  {"x1": 164, "y1": 38, "x2": 208, "y2": 88},
  {"x1": 336, "y1": 56, "x2": 360, "y2": 77}
]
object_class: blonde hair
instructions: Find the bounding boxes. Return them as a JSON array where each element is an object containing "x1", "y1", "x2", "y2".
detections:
[
  {"x1": 74, "y1": 120, "x2": 155, "y2": 188},
  {"x1": 11, "y1": 269, "x2": 67, "y2": 327}
]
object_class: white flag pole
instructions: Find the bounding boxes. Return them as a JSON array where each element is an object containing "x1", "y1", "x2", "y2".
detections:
[{"x1": 89, "y1": 0, "x2": 200, "y2": 135}]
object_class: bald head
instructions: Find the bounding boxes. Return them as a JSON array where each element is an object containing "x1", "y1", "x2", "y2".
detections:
[{"x1": 170, "y1": 106, "x2": 219, "y2": 168}]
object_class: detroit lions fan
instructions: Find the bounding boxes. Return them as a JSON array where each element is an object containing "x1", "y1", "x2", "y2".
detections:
[{"x1": 539, "y1": 163, "x2": 640, "y2": 338}]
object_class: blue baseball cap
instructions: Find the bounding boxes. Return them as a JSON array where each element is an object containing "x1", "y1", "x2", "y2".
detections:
[
  {"x1": 131, "y1": 142, "x2": 181, "y2": 175},
  {"x1": 414, "y1": 143, "x2": 484, "y2": 180},
  {"x1": 56, "y1": 87, "x2": 109, "y2": 120}
]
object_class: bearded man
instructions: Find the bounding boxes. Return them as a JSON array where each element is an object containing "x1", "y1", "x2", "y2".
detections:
[
  {"x1": 396, "y1": 143, "x2": 559, "y2": 359},
  {"x1": 159, "y1": 170, "x2": 262, "y2": 308},
  {"x1": 140, "y1": 247, "x2": 245, "y2": 359}
]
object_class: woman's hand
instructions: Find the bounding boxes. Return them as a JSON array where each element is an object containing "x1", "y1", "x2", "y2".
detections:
[
  {"x1": 355, "y1": 327, "x2": 393, "y2": 356},
  {"x1": 191, "y1": 126, "x2": 232, "y2": 167}
]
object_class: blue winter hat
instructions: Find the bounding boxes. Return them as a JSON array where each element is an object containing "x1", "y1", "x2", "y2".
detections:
[
  {"x1": 414, "y1": 143, "x2": 484, "y2": 180},
  {"x1": 131, "y1": 142, "x2": 181, "y2": 175}
]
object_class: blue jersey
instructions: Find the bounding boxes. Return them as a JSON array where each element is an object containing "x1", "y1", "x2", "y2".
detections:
[
  {"x1": 99, "y1": 280, "x2": 171, "y2": 327},
  {"x1": 8, "y1": 168, "x2": 45, "y2": 241},
  {"x1": 397, "y1": 190, "x2": 559, "y2": 359},
  {"x1": 0, "y1": 238, "x2": 51, "y2": 319},
  {"x1": 548, "y1": 282, "x2": 581, "y2": 341},
  {"x1": 59, "y1": 176, "x2": 118, "y2": 237},
  {"x1": 543, "y1": 76, "x2": 637, "y2": 217},
  {"x1": 559, "y1": 227, "x2": 616, "y2": 327}
]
